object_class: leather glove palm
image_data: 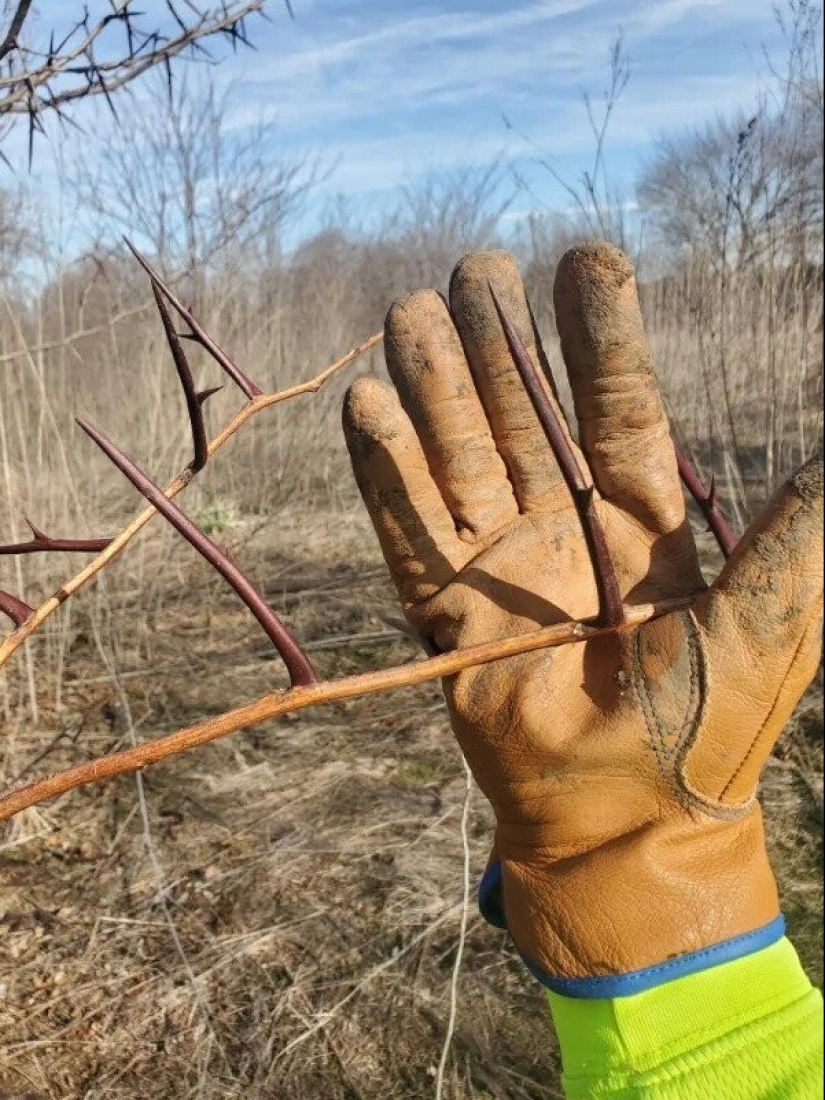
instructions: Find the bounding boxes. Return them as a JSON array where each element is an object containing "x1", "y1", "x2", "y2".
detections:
[{"x1": 343, "y1": 245, "x2": 823, "y2": 995}]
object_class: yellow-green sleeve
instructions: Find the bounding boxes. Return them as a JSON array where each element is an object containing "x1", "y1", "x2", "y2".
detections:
[{"x1": 548, "y1": 938, "x2": 823, "y2": 1099}]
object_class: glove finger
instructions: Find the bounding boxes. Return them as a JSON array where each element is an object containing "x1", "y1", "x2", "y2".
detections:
[
  {"x1": 685, "y1": 456, "x2": 824, "y2": 804},
  {"x1": 343, "y1": 376, "x2": 472, "y2": 610},
  {"x1": 385, "y1": 289, "x2": 519, "y2": 540},
  {"x1": 553, "y1": 243, "x2": 689, "y2": 540},
  {"x1": 449, "y1": 250, "x2": 581, "y2": 512}
]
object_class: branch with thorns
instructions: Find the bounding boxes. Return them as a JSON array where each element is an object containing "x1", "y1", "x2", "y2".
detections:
[
  {"x1": 0, "y1": 1, "x2": 286, "y2": 164},
  {"x1": 0, "y1": 249, "x2": 737, "y2": 822}
]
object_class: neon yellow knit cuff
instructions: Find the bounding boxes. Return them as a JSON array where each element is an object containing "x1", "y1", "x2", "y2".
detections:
[{"x1": 548, "y1": 938, "x2": 823, "y2": 1099}]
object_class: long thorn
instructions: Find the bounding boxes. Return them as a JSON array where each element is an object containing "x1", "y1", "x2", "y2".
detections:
[
  {"x1": 76, "y1": 418, "x2": 317, "y2": 687},
  {"x1": 124, "y1": 238, "x2": 263, "y2": 399},
  {"x1": 0, "y1": 591, "x2": 34, "y2": 627},
  {"x1": 151, "y1": 281, "x2": 209, "y2": 471},
  {"x1": 0, "y1": 520, "x2": 112, "y2": 556},
  {"x1": 675, "y1": 448, "x2": 738, "y2": 558},
  {"x1": 488, "y1": 283, "x2": 625, "y2": 628}
]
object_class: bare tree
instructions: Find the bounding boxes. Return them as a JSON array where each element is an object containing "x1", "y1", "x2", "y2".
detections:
[
  {"x1": 70, "y1": 70, "x2": 316, "y2": 286},
  {"x1": 505, "y1": 32, "x2": 632, "y2": 251},
  {"x1": 0, "y1": 1, "x2": 286, "y2": 161},
  {"x1": 636, "y1": 0, "x2": 824, "y2": 519},
  {"x1": 638, "y1": 1, "x2": 823, "y2": 269}
]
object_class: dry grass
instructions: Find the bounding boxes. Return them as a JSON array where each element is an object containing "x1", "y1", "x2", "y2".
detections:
[
  {"x1": 0, "y1": 503, "x2": 821, "y2": 1100},
  {"x1": 0, "y1": 510, "x2": 561, "y2": 1100},
  {"x1": 0, "y1": 240, "x2": 822, "y2": 1098}
]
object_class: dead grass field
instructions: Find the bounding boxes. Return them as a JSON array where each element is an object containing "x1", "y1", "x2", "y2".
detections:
[
  {"x1": 0, "y1": 500, "x2": 821, "y2": 1100},
  {"x1": 0, "y1": 226, "x2": 822, "y2": 1099}
]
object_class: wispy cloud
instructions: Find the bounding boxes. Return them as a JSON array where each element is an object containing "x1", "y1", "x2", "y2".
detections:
[
  {"x1": 22, "y1": 0, "x2": 785, "y2": 235},
  {"x1": 213, "y1": 0, "x2": 780, "y2": 213}
]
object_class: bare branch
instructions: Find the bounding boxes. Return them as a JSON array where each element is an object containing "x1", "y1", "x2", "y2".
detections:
[
  {"x1": 0, "y1": 330, "x2": 383, "y2": 668},
  {"x1": 0, "y1": 594, "x2": 696, "y2": 821},
  {"x1": 0, "y1": 2, "x2": 271, "y2": 155},
  {"x1": 0, "y1": 0, "x2": 32, "y2": 63}
]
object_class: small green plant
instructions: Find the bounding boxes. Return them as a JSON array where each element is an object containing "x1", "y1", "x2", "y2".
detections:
[{"x1": 196, "y1": 498, "x2": 239, "y2": 537}]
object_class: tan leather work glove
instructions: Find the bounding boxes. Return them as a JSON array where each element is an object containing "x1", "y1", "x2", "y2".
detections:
[{"x1": 343, "y1": 243, "x2": 823, "y2": 997}]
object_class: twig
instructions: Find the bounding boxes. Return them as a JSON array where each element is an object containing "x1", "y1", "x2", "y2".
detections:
[
  {"x1": 488, "y1": 284, "x2": 625, "y2": 627},
  {"x1": 435, "y1": 760, "x2": 473, "y2": 1100},
  {"x1": 9, "y1": 722, "x2": 82, "y2": 783},
  {"x1": 675, "y1": 447, "x2": 739, "y2": 557},
  {"x1": 0, "y1": 594, "x2": 695, "y2": 821},
  {"x1": 0, "y1": 330, "x2": 384, "y2": 671},
  {"x1": 0, "y1": 303, "x2": 151, "y2": 365},
  {"x1": 77, "y1": 418, "x2": 317, "y2": 687}
]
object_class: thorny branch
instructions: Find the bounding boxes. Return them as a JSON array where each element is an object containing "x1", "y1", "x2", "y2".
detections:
[
  {"x1": 127, "y1": 239, "x2": 263, "y2": 398},
  {"x1": 675, "y1": 447, "x2": 739, "y2": 557},
  {"x1": 77, "y1": 418, "x2": 317, "y2": 687},
  {"x1": 0, "y1": 252, "x2": 728, "y2": 822},
  {"x1": 0, "y1": 322, "x2": 383, "y2": 665},
  {"x1": 489, "y1": 284, "x2": 625, "y2": 628},
  {"x1": 0, "y1": 595, "x2": 695, "y2": 821},
  {"x1": 0, "y1": 518, "x2": 111, "y2": 555},
  {"x1": 0, "y1": 2, "x2": 280, "y2": 161}
]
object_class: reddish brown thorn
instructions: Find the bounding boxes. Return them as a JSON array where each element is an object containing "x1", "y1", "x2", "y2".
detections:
[
  {"x1": 675, "y1": 448, "x2": 738, "y2": 559},
  {"x1": 0, "y1": 591, "x2": 34, "y2": 627},
  {"x1": 197, "y1": 386, "x2": 223, "y2": 405},
  {"x1": 125, "y1": 237, "x2": 263, "y2": 399},
  {"x1": 488, "y1": 283, "x2": 625, "y2": 629},
  {"x1": 0, "y1": 519, "x2": 112, "y2": 556},
  {"x1": 76, "y1": 418, "x2": 317, "y2": 688},
  {"x1": 150, "y1": 281, "x2": 209, "y2": 471}
]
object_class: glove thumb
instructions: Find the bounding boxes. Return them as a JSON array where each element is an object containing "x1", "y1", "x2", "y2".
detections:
[{"x1": 684, "y1": 455, "x2": 823, "y2": 805}]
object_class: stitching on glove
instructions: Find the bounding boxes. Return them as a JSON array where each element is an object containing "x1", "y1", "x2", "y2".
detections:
[
  {"x1": 526, "y1": 915, "x2": 786, "y2": 997},
  {"x1": 720, "y1": 608, "x2": 823, "y2": 801},
  {"x1": 675, "y1": 610, "x2": 760, "y2": 821},
  {"x1": 635, "y1": 614, "x2": 754, "y2": 821},
  {"x1": 633, "y1": 614, "x2": 701, "y2": 810}
]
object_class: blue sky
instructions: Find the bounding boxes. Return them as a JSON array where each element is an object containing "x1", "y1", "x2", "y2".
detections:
[
  {"x1": 224, "y1": 0, "x2": 786, "y2": 230},
  {"x1": 19, "y1": 1, "x2": 789, "y2": 242}
]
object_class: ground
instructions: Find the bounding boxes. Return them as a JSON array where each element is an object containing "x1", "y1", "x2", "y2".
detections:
[{"x1": 0, "y1": 509, "x2": 821, "y2": 1100}]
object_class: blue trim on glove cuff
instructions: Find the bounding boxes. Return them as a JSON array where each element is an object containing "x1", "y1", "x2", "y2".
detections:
[
  {"x1": 477, "y1": 859, "x2": 786, "y2": 998},
  {"x1": 478, "y1": 859, "x2": 507, "y2": 929},
  {"x1": 525, "y1": 915, "x2": 787, "y2": 997}
]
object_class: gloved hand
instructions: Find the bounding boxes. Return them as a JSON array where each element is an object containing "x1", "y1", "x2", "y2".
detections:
[{"x1": 342, "y1": 244, "x2": 823, "y2": 996}]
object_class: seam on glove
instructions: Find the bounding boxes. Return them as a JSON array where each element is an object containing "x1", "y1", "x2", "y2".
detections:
[
  {"x1": 631, "y1": 610, "x2": 748, "y2": 821},
  {"x1": 521, "y1": 915, "x2": 786, "y2": 998},
  {"x1": 720, "y1": 607, "x2": 823, "y2": 801}
]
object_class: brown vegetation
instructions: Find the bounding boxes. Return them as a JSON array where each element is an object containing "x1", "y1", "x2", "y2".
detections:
[{"x1": 0, "y1": 3, "x2": 822, "y2": 1096}]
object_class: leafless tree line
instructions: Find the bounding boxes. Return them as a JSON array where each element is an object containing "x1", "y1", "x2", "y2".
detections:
[{"x1": 0, "y1": 0, "x2": 821, "y2": 617}]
